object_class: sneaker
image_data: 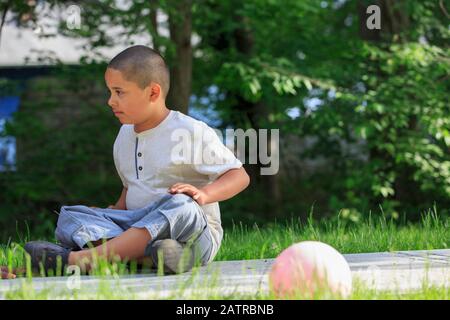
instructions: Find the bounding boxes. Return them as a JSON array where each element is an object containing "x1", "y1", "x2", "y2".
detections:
[
  {"x1": 147, "y1": 239, "x2": 196, "y2": 275},
  {"x1": 24, "y1": 241, "x2": 72, "y2": 276}
]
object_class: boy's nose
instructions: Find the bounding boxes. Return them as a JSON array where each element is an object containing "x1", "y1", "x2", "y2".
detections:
[{"x1": 108, "y1": 96, "x2": 117, "y2": 108}]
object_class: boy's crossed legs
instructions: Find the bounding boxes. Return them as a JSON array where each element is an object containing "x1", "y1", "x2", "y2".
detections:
[
  {"x1": 71, "y1": 227, "x2": 153, "y2": 272},
  {"x1": 24, "y1": 193, "x2": 214, "y2": 275}
]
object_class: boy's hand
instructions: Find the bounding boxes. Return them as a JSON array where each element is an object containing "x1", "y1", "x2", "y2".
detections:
[{"x1": 168, "y1": 183, "x2": 209, "y2": 205}]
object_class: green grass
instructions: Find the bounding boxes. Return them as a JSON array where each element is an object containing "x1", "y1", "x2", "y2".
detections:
[
  {"x1": 216, "y1": 208, "x2": 449, "y2": 261},
  {"x1": 0, "y1": 209, "x2": 449, "y2": 300}
]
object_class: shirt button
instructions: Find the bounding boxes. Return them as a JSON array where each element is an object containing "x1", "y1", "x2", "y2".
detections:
[
  {"x1": 139, "y1": 166, "x2": 143, "y2": 171},
  {"x1": 138, "y1": 152, "x2": 142, "y2": 157}
]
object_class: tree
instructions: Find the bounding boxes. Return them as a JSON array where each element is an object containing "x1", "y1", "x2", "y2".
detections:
[
  {"x1": 0, "y1": 0, "x2": 194, "y2": 113},
  {"x1": 1, "y1": 0, "x2": 448, "y2": 237}
]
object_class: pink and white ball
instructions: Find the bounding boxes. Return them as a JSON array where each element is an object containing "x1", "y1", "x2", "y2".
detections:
[{"x1": 269, "y1": 241, "x2": 352, "y2": 298}]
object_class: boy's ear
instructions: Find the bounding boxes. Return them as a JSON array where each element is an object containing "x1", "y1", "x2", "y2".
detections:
[{"x1": 148, "y1": 82, "x2": 162, "y2": 102}]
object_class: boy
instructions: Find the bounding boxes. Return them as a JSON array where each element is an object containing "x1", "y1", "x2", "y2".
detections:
[{"x1": 22, "y1": 45, "x2": 250, "y2": 275}]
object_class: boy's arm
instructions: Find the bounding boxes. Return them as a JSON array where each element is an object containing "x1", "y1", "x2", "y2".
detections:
[
  {"x1": 201, "y1": 167, "x2": 250, "y2": 203},
  {"x1": 90, "y1": 187, "x2": 127, "y2": 210},
  {"x1": 112, "y1": 187, "x2": 128, "y2": 210},
  {"x1": 169, "y1": 167, "x2": 250, "y2": 205}
]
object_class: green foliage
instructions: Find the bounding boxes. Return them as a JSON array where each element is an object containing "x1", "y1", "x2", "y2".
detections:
[
  {"x1": 193, "y1": 0, "x2": 450, "y2": 219},
  {"x1": 301, "y1": 35, "x2": 450, "y2": 218},
  {"x1": 0, "y1": 0, "x2": 449, "y2": 240},
  {"x1": 0, "y1": 64, "x2": 122, "y2": 240}
]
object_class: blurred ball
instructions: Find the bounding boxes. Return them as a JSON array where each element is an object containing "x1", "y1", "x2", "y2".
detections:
[{"x1": 269, "y1": 241, "x2": 352, "y2": 298}]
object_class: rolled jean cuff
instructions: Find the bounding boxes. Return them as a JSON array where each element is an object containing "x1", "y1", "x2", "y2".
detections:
[{"x1": 131, "y1": 211, "x2": 170, "y2": 242}]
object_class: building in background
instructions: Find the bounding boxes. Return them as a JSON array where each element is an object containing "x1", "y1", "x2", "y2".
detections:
[{"x1": 0, "y1": 90, "x2": 20, "y2": 171}]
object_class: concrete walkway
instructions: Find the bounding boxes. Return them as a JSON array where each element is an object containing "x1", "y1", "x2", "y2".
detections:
[{"x1": 0, "y1": 249, "x2": 449, "y2": 298}]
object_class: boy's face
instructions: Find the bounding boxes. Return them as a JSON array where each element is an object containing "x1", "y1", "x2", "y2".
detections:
[{"x1": 104, "y1": 68, "x2": 156, "y2": 124}]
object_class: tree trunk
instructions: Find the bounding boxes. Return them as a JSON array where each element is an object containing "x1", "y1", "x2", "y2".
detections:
[
  {"x1": 359, "y1": 0, "x2": 418, "y2": 209},
  {"x1": 167, "y1": 0, "x2": 192, "y2": 115},
  {"x1": 148, "y1": 0, "x2": 160, "y2": 52},
  {"x1": 232, "y1": 15, "x2": 283, "y2": 218},
  {"x1": 0, "y1": 1, "x2": 10, "y2": 48},
  {"x1": 358, "y1": 0, "x2": 410, "y2": 42}
]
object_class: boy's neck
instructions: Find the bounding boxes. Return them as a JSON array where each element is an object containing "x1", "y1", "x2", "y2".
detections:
[{"x1": 134, "y1": 105, "x2": 171, "y2": 134}]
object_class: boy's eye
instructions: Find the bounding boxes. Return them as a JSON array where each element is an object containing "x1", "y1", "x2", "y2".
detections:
[{"x1": 115, "y1": 90, "x2": 122, "y2": 96}]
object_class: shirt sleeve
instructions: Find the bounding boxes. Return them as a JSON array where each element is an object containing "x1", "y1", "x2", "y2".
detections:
[
  {"x1": 191, "y1": 124, "x2": 243, "y2": 181},
  {"x1": 113, "y1": 137, "x2": 128, "y2": 188}
]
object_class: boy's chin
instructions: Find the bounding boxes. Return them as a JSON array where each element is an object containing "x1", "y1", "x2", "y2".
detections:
[{"x1": 116, "y1": 117, "x2": 130, "y2": 124}]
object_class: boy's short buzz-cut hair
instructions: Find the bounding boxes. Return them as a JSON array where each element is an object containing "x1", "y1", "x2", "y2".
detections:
[{"x1": 108, "y1": 45, "x2": 170, "y2": 98}]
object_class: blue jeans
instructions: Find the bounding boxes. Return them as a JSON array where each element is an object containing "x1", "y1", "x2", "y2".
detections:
[{"x1": 55, "y1": 193, "x2": 213, "y2": 266}]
